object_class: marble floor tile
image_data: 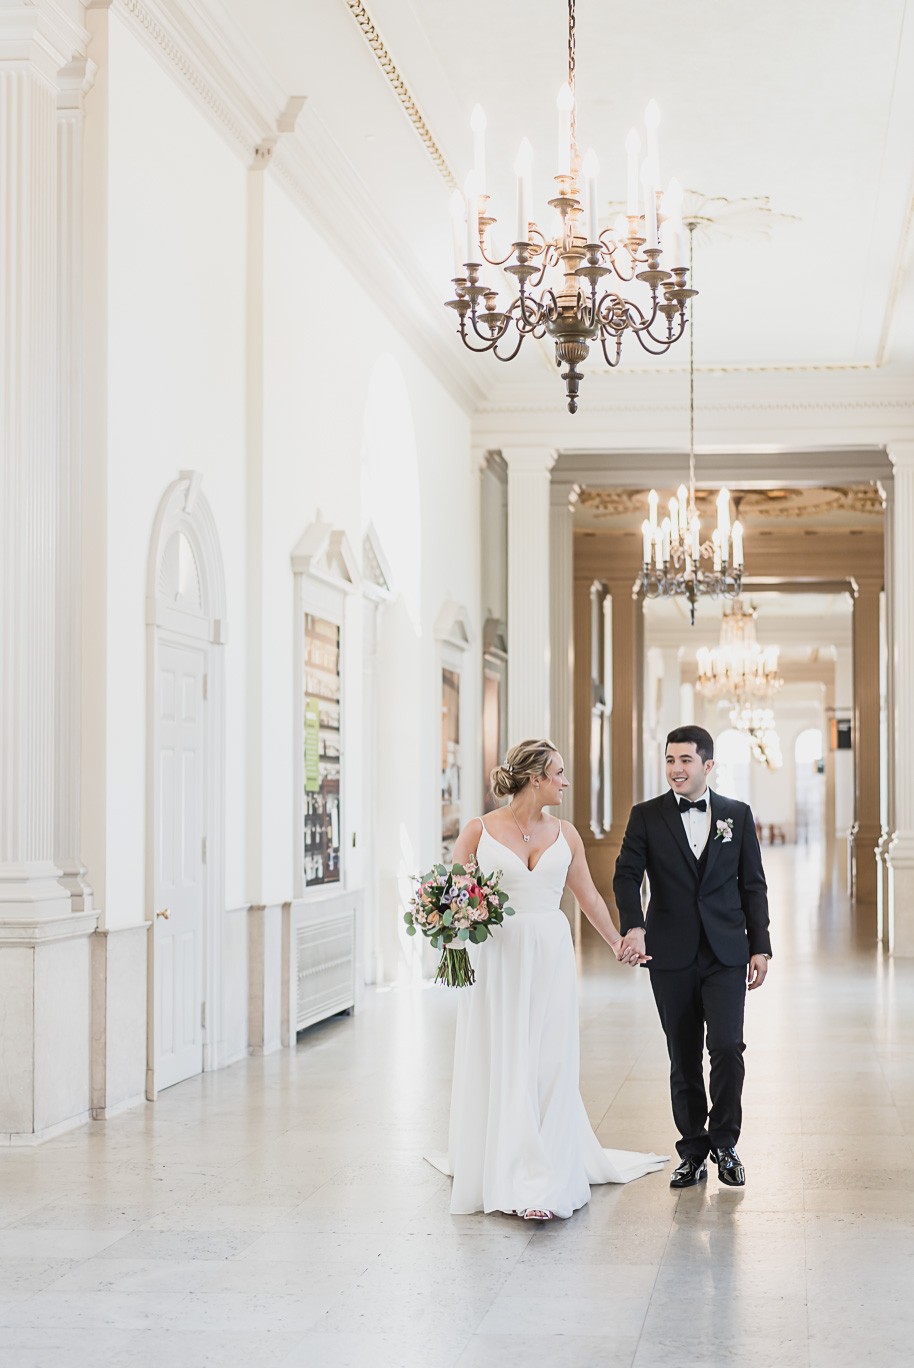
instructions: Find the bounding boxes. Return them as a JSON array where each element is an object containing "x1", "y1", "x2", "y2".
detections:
[
  {"x1": 455, "y1": 1333, "x2": 641, "y2": 1367},
  {"x1": 280, "y1": 1331, "x2": 470, "y2": 1368},
  {"x1": 3, "y1": 847, "x2": 913, "y2": 1367},
  {"x1": 476, "y1": 1292, "x2": 650, "y2": 1338}
]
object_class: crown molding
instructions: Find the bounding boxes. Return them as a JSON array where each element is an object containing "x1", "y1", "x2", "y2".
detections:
[
  {"x1": 270, "y1": 112, "x2": 485, "y2": 415},
  {"x1": 109, "y1": 0, "x2": 287, "y2": 163},
  {"x1": 105, "y1": 0, "x2": 483, "y2": 413}
]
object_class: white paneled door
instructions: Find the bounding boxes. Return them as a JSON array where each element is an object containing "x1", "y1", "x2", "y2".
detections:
[{"x1": 154, "y1": 641, "x2": 206, "y2": 1091}]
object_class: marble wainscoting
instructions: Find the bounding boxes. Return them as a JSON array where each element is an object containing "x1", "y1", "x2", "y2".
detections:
[
  {"x1": 91, "y1": 924, "x2": 149, "y2": 1120},
  {"x1": 0, "y1": 914, "x2": 98, "y2": 1144}
]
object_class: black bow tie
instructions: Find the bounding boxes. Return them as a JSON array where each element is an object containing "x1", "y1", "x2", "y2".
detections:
[{"x1": 679, "y1": 797, "x2": 707, "y2": 813}]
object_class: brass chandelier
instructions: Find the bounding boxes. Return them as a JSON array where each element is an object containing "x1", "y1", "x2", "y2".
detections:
[
  {"x1": 640, "y1": 225, "x2": 744, "y2": 625},
  {"x1": 730, "y1": 705, "x2": 783, "y2": 771},
  {"x1": 445, "y1": 0, "x2": 696, "y2": 413},
  {"x1": 696, "y1": 600, "x2": 783, "y2": 705}
]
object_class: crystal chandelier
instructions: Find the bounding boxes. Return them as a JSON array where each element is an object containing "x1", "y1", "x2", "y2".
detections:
[
  {"x1": 639, "y1": 224, "x2": 743, "y2": 625},
  {"x1": 445, "y1": 0, "x2": 695, "y2": 413},
  {"x1": 730, "y1": 704, "x2": 783, "y2": 771},
  {"x1": 696, "y1": 600, "x2": 783, "y2": 704}
]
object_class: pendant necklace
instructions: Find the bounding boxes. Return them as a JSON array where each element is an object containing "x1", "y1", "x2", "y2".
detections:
[{"x1": 509, "y1": 803, "x2": 531, "y2": 843}]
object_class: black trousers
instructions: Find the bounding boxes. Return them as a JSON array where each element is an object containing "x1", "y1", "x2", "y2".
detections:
[{"x1": 648, "y1": 928, "x2": 747, "y2": 1160}]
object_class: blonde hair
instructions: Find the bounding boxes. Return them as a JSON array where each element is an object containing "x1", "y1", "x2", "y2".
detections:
[{"x1": 490, "y1": 739, "x2": 559, "y2": 799}]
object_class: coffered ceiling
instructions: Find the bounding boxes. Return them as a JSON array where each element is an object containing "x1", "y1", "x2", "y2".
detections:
[{"x1": 216, "y1": 0, "x2": 914, "y2": 396}]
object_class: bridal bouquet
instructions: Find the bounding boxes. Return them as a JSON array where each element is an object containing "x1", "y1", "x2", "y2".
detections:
[{"x1": 404, "y1": 858, "x2": 515, "y2": 987}]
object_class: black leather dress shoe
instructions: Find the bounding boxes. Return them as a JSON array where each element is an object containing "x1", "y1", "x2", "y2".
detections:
[
  {"x1": 712, "y1": 1147, "x2": 746, "y2": 1187},
  {"x1": 669, "y1": 1156, "x2": 707, "y2": 1188}
]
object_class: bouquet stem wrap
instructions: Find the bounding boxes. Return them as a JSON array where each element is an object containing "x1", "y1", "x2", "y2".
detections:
[{"x1": 436, "y1": 944, "x2": 475, "y2": 988}]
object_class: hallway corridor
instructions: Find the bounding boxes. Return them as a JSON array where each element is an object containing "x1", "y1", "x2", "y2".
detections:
[{"x1": 0, "y1": 846, "x2": 911, "y2": 1368}]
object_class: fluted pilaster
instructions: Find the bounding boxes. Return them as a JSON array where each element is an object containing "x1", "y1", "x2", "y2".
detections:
[
  {"x1": 0, "y1": 21, "x2": 67, "y2": 917},
  {"x1": 887, "y1": 442, "x2": 914, "y2": 953},
  {"x1": 55, "y1": 59, "x2": 95, "y2": 912},
  {"x1": 504, "y1": 447, "x2": 556, "y2": 744},
  {"x1": 550, "y1": 478, "x2": 578, "y2": 806},
  {"x1": 850, "y1": 577, "x2": 882, "y2": 933}
]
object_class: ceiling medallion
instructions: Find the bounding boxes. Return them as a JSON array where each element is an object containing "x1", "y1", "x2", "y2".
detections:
[
  {"x1": 640, "y1": 227, "x2": 743, "y2": 625},
  {"x1": 444, "y1": 0, "x2": 695, "y2": 413}
]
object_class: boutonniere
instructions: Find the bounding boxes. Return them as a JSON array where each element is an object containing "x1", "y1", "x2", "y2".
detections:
[{"x1": 715, "y1": 818, "x2": 734, "y2": 843}]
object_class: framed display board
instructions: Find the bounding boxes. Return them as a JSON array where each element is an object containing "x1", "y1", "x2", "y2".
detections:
[{"x1": 303, "y1": 614, "x2": 341, "y2": 887}]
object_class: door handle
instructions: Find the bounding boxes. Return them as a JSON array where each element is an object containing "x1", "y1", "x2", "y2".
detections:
[{"x1": 156, "y1": 908, "x2": 170, "y2": 919}]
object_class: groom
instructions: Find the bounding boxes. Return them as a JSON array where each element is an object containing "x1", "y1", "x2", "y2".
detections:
[{"x1": 613, "y1": 726, "x2": 771, "y2": 1188}]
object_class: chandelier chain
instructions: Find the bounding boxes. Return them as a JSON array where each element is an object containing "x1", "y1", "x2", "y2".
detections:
[
  {"x1": 689, "y1": 224, "x2": 696, "y2": 519},
  {"x1": 568, "y1": 0, "x2": 576, "y2": 153}
]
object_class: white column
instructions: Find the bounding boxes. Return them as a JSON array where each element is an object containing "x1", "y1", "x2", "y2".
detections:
[
  {"x1": 550, "y1": 477, "x2": 578, "y2": 803},
  {"x1": 56, "y1": 59, "x2": 95, "y2": 912},
  {"x1": 505, "y1": 447, "x2": 556, "y2": 743},
  {"x1": 887, "y1": 442, "x2": 914, "y2": 953},
  {"x1": 0, "y1": 9, "x2": 68, "y2": 922},
  {"x1": 0, "y1": 2, "x2": 98, "y2": 1141}
]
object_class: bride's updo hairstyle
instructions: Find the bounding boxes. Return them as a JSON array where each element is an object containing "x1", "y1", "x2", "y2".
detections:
[{"x1": 490, "y1": 739, "x2": 558, "y2": 799}]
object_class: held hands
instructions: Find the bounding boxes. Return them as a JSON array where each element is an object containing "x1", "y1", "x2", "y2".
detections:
[
  {"x1": 747, "y1": 954, "x2": 769, "y2": 990},
  {"x1": 614, "y1": 929, "x2": 651, "y2": 967}
]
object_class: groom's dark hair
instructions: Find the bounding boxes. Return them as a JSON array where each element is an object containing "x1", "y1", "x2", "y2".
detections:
[{"x1": 666, "y1": 725, "x2": 714, "y2": 764}]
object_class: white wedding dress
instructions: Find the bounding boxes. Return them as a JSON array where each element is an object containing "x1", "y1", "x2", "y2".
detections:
[{"x1": 427, "y1": 819, "x2": 667, "y2": 1218}]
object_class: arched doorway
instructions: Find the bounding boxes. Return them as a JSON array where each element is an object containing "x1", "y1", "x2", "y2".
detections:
[
  {"x1": 714, "y1": 728, "x2": 752, "y2": 804},
  {"x1": 146, "y1": 473, "x2": 227, "y2": 1096}
]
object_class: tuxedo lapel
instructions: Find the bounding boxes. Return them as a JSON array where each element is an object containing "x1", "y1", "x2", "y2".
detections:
[
  {"x1": 702, "y1": 791, "x2": 727, "y2": 884},
  {"x1": 661, "y1": 790, "x2": 700, "y2": 877}
]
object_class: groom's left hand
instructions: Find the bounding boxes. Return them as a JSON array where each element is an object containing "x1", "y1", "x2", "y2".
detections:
[{"x1": 747, "y1": 955, "x2": 769, "y2": 991}]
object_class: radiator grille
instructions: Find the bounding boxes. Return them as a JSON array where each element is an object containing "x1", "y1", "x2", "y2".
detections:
[{"x1": 295, "y1": 912, "x2": 355, "y2": 1031}]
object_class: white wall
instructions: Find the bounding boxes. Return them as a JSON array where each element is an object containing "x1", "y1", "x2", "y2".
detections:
[
  {"x1": 93, "y1": 12, "x2": 248, "y2": 928},
  {"x1": 260, "y1": 178, "x2": 477, "y2": 979}
]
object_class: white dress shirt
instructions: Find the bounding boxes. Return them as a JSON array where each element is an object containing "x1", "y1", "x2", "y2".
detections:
[{"x1": 679, "y1": 788, "x2": 712, "y2": 858}]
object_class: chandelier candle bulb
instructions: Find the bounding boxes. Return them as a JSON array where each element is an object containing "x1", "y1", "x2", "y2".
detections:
[
  {"x1": 513, "y1": 138, "x2": 533, "y2": 242},
  {"x1": 661, "y1": 517, "x2": 671, "y2": 563},
  {"x1": 732, "y1": 520, "x2": 744, "y2": 566},
  {"x1": 449, "y1": 190, "x2": 466, "y2": 277},
  {"x1": 669, "y1": 496, "x2": 680, "y2": 542},
  {"x1": 625, "y1": 128, "x2": 641, "y2": 215},
  {"x1": 463, "y1": 171, "x2": 479, "y2": 264},
  {"x1": 556, "y1": 83, "x2": 574, "y2": 176},
  {"x1": 582, "y1": 148, "x2": 599, "y2": 242},
  {"x1": 690, "y1": 515, "x2": 701, "y2": 561},
  {"x1": 641, "y1": 161, "x2": 658, "y2": 248},
  {"x1": 712, "y1": 528, "x2": 722, "y2": 572},
  {"x1": 648, "y1": 488, "x2": 659, "y2": 530},
  {"x1": 470, "y1": 104, "x2": 487, "y2": 194},
  {"x1": 641, "y1": 520, "x2": 652, "y2": 565}
]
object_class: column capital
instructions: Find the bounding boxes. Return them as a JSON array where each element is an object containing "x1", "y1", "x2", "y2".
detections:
[
  {"x1": 0, "y1": 1, "x2": 89, "y2": 82},
  {"x1": 886, "y1": 440, "x2": 914, "y2": 469},
  {"x1": 57, "y1": 55, "x2": 96, "y2": 112},
  {"x1": 550, "y1": 477, "x2": 580, "y2": 509},
  {"x1": 502, "y1": 447, "x2": 558, "y2": 474}
]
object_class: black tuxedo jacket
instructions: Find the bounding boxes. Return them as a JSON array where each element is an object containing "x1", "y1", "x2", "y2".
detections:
[{"x1": 612, "y1": 788, "x2": 771, "y2": 970}]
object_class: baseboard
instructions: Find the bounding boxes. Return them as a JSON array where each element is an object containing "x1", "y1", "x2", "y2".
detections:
[
  {"x1": 0, "y1": 1109, "x2": 92, "y2": 1147},
  {"x1": 90, "y1": 1093, "x2": 147, "y2": 1122}
]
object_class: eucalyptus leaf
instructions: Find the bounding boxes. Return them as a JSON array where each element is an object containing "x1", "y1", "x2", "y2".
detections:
[
  {"x1": 458, "y1": 928, "x2": 469, "y2": 942},
  {"x1": 452, "y1": 863, "x2": 466, "y2": 876},
  {"x1": 505, "y1": 906, "x2": 515, "y2": 916},
  {"x1": 406, "y1": 925, "x2": 416, "y2": 936}
]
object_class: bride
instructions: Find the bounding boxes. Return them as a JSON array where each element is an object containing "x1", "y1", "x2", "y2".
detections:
[{"x1": 428, "y1": 738, "x2": 667, "y2": 1220}]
